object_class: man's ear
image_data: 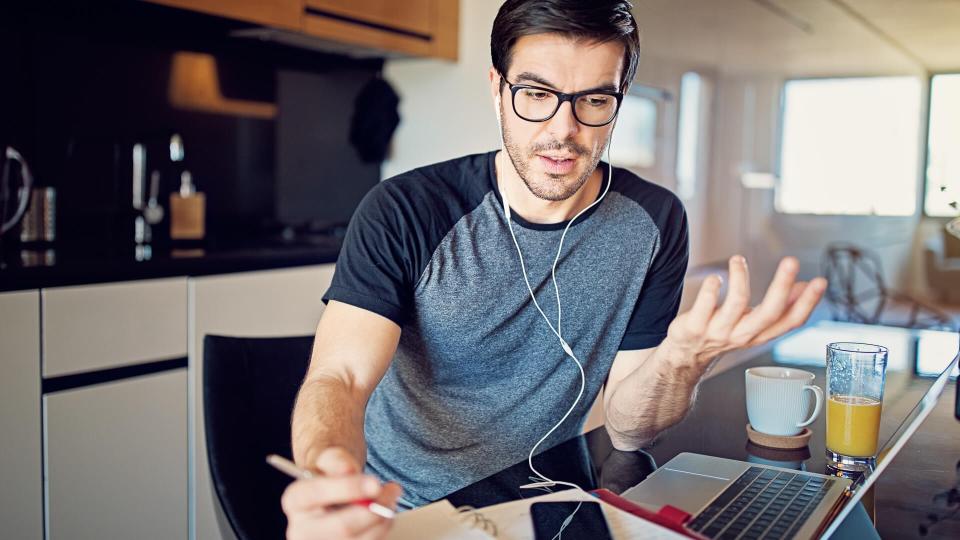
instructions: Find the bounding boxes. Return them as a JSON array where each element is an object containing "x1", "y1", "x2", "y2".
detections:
[
  {"x1": 488, "y1": 66, "x2": 501, "y2": 102},
  {"x1": 489, "y1": 67, "x2": 503, "y2": 123}
]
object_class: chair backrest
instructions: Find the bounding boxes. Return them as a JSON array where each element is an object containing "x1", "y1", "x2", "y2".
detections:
[
  {"x1": 821, "y1": 243, "x2": 888, "y2": 324},
  {"x1": 203, "y1": 335, "x2": 314, "y2": 540}
]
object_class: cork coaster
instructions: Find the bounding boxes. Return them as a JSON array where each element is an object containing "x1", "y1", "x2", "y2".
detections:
[{"x1": 746, "y1": 424, "x2": 812, "y2": 450}]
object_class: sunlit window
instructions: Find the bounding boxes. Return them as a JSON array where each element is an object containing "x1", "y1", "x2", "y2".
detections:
[
  {"x1": 609, "y1": 94, "x2": 656, "y2": 169},
  {"x1": 776, "y1": 77, "x2": 922, "y2": 216},
  {"x1": 924, "y1": 73, "x2": 960, "y2": 217},
  {"x1": 676, "y1": 72, "x2": 702, "y2": 200}
]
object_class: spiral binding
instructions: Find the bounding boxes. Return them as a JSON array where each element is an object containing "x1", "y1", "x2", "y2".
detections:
[{"x1": 455, "y1": 505, "x2": 499, "y2": 537}]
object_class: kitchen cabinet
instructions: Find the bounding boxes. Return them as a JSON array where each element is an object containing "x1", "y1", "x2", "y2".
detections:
[
  {"x1": 42, "y1": 278, "x2": 188, "y2": 377},
  {"x1": 189, "y1": 264, "x2": 335, "y2": 540},
  {"x1": 144, "y1": 0, "x2": 302, "y2": 30},
  {"x1": 0, "y1": 291, "x2": 42, "y2": 540},
  {"x1": 1, "y1": 262, "x2": 334, "y2": 540},
  {"x1": 305, "y1": 0, "x2": 433, "y2": 35},
  {"x1": 44, "y1": 370, "x2": 188, "y2": 539},
  {"x1": 302, "y1": 0, "x2": 458, "y2": 60},
  {"x1": 144, "y1": 0, "x2": 459, "y2": 60}
]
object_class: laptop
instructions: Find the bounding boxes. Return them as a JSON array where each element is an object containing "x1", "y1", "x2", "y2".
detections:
[{"x1": 622, "y1": 351, "x2": 960, "y2": 540}]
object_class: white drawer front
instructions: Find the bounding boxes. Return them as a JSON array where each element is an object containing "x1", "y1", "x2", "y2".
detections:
[{"x1": 42, "y1": 278, "x2": 188, "y2": 377}]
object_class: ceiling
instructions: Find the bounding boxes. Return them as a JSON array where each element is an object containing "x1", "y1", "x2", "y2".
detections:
[{"x1": 632, "y1": 0, "x2": 960, "y2": 76}]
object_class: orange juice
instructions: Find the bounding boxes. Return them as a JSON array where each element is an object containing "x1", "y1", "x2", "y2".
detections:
[{"x1": 826, "y1": 395, "x2": 882, "y2": 457}]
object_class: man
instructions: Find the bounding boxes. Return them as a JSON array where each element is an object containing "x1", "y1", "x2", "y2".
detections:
[{"x1": 281, "y1": 1, "x2": 826, "y2": 538}]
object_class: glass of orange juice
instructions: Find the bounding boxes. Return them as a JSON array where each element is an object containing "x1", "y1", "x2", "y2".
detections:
[{"x1": 825, "y1": 342, "x2": 888, "y2": 471}]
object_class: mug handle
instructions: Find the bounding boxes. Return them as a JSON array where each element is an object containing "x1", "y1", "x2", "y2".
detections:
[{"x1": 797, "y1": 385, "x2": 824, "y2": 427}]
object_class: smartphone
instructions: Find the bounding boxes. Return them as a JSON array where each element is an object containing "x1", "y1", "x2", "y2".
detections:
[{"x1": 530, "y1": 501, "x2": 614, "y2": 540}]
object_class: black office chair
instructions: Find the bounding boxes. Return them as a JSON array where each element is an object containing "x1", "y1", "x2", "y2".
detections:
[{"x1": 204, "y1": 335, "x2": 315, "y2": 540}]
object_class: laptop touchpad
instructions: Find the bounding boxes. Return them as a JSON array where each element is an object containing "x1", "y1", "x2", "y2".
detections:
[{"x1": 622, "y1": 454, "x2": 747, "y2": 514}]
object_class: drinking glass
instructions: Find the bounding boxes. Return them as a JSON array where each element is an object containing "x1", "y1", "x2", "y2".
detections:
[{"x1": 825, "y1": 342, "x2": 888, "y2": 471}]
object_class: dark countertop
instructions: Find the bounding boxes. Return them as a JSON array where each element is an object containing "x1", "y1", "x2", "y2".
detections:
[{"x1": 0, "y1": 235, "x2": 342, "y2": 292}]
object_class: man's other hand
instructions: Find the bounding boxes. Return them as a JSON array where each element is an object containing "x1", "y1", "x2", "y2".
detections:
[{"x1": 664, "y1": 255, "x2": 827, "y2": 367}]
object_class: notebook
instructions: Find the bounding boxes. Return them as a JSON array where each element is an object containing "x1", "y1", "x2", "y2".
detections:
[
  {"x1": 386, "y1": 489, "x2": 686, "y2": 540},
  {"x1": 386, "y1": 499, "x2": 494, "y2": 540}
]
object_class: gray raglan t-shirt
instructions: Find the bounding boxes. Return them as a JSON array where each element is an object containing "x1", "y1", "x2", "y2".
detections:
[{"x1": 322, "y1": 151, "x2": 688, "y2": 504}]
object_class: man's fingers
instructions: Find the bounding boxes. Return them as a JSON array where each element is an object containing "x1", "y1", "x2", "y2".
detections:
[
  {"x1": 327, "y1": 504, "x2": 386, "y2": 538},
  {"x1": 376, "y1": 482, "x2": 403, "y2": 508},
  {"x1": 316, "y1": 446, "x2": 362, "y2": 475},
  {"x1": 748, "y1": 278, "x2": 827, "y2": 346},
  {"x1": 707, "y1": 255, "x2": 751, "y2": 334},
  {"x1": 732, "y1": 257, "x2": 800, "y2": 337},
  {"x1": 281, "y1": 475, "x2": 382, "y2": 513},
  {"x1": 356, "y1": 521, "x2": 393, "y2": 540},
  {"x1": 758, "y1": 257, "x2": 800, "y2": 310},
  {"x1": 337, "y1": 483, "x2": 402, "y2": 538},
  {"x1": 786, "y1": 281, "x2": 807, "y2": 306},
  {"x1": 686, "y1": 274, "x2": 723, "y2": 331},
  {"x1": 287, "y1": 506, "x2": 389, "y2": 540},
  {"x1": 283, "y1": 479, "x2": 400, "y2": 540}
]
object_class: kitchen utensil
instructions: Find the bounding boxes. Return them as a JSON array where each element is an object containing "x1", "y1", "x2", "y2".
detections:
[{"x1": 1, "y1": 146, "x2": 34, "y2": 237}]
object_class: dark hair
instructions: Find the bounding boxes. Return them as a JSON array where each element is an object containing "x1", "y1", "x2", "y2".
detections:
[{"x1": 491, "y1": 0, "x2": 640, "y2": 93}]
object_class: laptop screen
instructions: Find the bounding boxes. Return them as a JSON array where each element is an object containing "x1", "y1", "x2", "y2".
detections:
[{"x1": 822, "y1": 349, "x2": 960, "y2": 538}]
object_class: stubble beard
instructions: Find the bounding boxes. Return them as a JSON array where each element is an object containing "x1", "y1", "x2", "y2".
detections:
[{"x1": 500, "y1": 115, "x2": 606, "y2": 203}]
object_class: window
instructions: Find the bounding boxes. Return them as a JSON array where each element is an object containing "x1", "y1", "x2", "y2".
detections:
[
  {"x1": 776, "y1": 77, "x2": 922, "y2": 216},
  {"x1": 676, "y1": 72, "x2": 703, "y2": 200},
  {"x1": 924, "y1": 73, "x2": 960, "y2": 217},
  {"x1": 609, "y1": 94, "x2": 657, "y2": 169}
]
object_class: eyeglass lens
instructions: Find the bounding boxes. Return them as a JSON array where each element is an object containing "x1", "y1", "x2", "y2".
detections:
[{"x1": 513, "y1": 88, "x2": 618, "y2": 126}]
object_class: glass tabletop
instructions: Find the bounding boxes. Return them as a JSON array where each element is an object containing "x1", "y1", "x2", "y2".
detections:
[{"x1": 446, "y1": 321, "x2": 960, "y2": 538}]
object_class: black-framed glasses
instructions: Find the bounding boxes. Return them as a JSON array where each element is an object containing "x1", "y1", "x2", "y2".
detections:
[{"x1": 501, "y1": 75, "x2": 623, "y2": 127}]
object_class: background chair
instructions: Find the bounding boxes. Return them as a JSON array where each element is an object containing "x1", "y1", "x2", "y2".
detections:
[
  {"x1": 821, "y1": 243, "x2": 955, "y2": 331},
  {"x1": 204, "y1": 334, "x2": 314, "y2": 540},
  {"x1": 924, "y1": 229, "x2": 960, "y2": 305}
]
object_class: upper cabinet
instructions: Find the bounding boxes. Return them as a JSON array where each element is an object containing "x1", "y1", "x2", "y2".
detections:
[
  {"x1": 302, "y1": 0, "x2": 458, "y2": 60},
  {"x1": 144, "y1": 0, "x2": 459, "y2": 61},
  {"x1": 305, "y1": 0, "x2": 433, "y2": 35},
  {"x1": 146, "y1": 0, "x2": 302, "y2": 30}
]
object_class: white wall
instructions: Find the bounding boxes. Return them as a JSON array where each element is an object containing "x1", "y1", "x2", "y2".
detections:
[
  {"x1": 382, "y1": 0, "x2": 503, "y2": 179},
  {"x1": 704, "y1": 72, "x2": 930, "y2": 300}
]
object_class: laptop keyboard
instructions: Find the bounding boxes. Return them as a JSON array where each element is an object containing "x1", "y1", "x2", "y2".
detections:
[{"x1": 686, "y1": 466, "x2": 836, "y2": 539}]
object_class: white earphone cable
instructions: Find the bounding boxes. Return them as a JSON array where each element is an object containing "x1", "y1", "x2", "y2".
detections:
[{"x1": 494, "y1": 94, "x2": 614, "y2": 491}]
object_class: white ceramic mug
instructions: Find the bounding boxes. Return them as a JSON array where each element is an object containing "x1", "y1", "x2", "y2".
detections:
[{"x1": 745, "y1": 366, "x2": 824, "y2": 437}]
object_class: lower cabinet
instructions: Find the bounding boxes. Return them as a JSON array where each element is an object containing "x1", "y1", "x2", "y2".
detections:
[
  {"x1": 3, "y1": 263, "x2": 330, "y2": 539},
  {"x1": 0, "y1": 291, "x2": 42, "y2": 540},
  {"x1": 44, "y1": 369, "x2": 188, "y2": 539}
]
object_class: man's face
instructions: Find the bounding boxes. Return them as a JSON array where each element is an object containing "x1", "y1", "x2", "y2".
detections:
[{"x1": 492, "y1": 34, "x2": 624, "y2": 202}]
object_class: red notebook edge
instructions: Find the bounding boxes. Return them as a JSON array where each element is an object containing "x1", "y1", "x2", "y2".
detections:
[{"x1": 590, "y1": 488, "x2": 710, "y2": 540}]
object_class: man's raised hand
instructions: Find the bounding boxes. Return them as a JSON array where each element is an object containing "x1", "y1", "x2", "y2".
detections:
[{"x1": 664, "y1": 255, "x2": 827, "y2": 367}]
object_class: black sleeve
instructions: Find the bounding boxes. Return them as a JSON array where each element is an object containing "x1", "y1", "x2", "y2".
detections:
[
  {"x1": 322, "y1": 181, "x2": 419, "y2": 325},
  {"x1": 619, "y1": 198, "x2": 690, "y2": 350}
]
